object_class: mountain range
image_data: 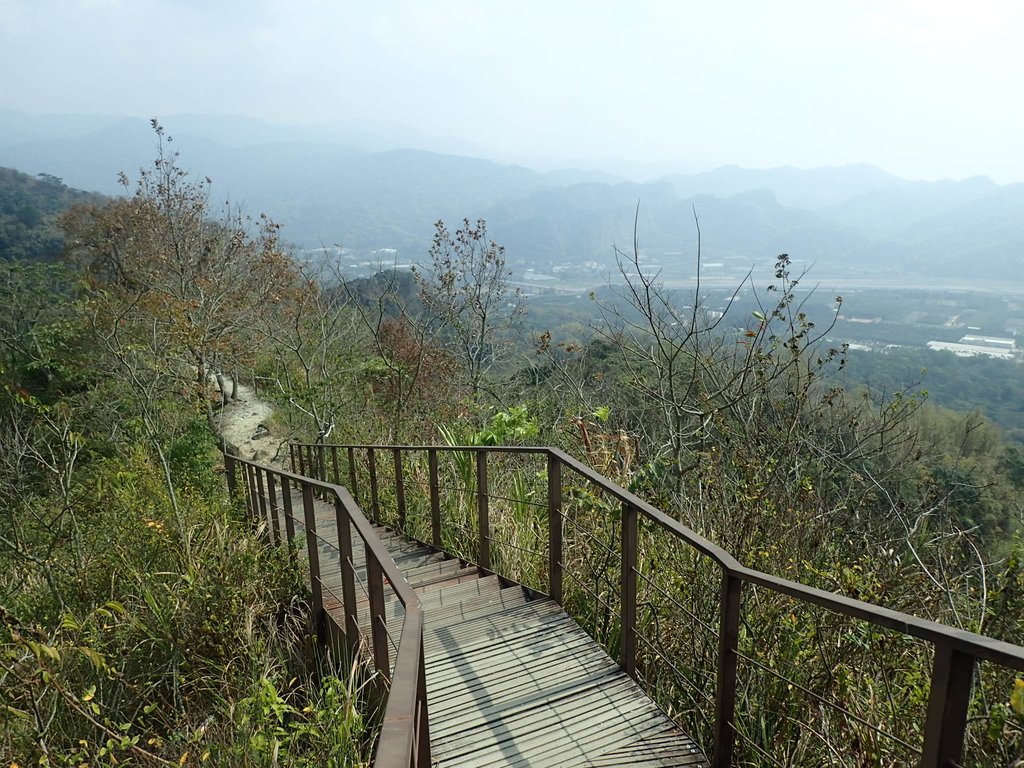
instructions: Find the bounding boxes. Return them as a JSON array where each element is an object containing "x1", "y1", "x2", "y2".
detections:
[{"x1": 0, "y1": 109, "x2": 1020, "y2": 285}]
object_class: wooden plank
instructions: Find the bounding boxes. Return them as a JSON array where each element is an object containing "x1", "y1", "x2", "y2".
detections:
[
  {"x1": 427, "y1": 640, "x2": 616, "y2": 704},
  {"x1": 356, "y1": 575, "x2": 505, "y2": 621},
  {"x1": 421, "y1": 589, "x2": 530, "y2": 636},
  {"x1": 433, "y1": 676, "x2": 667, "y2": 765},
  {"x1": 585, "y1": 730, "x2": 707, "y2": 767},
  {"x1": 424, "y1": 599, "x2": 565, "y2": 650},
  {"x1": 429, "y1": 667, "x2": 622, "y2": 736},
  {"x1": 511, "y1": 711, "x2": 691, "y2": 768},
  {"x1": 431, "y1": 675, "x2": 644, "y2": 756},
  {"x1": 426, "y1": 616, "x2": 599, "y2": 682}
]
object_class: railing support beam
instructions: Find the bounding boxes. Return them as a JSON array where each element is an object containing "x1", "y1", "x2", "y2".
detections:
[
  {"x1": 921, "y1": 645, "x2": 974, "y2": 768},
  {"x1": 331, "y1": 445, "x2": 341, "y2": 486},
  {"x1": 394, "y1": 447, "x2": 406, "y2": 529},
  {"x1": 281, "y1": 475, "x2": 297, "y2": 564},
  {"x1": 368, "y1": 447, "x2": 381, "y2": 522},
  {"x1": 244, "y1": 463, "x2": 257, "y2": 523},
  {"x1": 334, "y1": 496, "x2": 360, "y2": 650},
  {"x1": 548, "y1": 452, "x2": 563, "y2": 605},
  {"x1": 266, "y1": 472, "x2": 281, "y2": 546},
  {"x1": 301, "y1": 482, "x2": 325, "y2": 643},
  {"x1": 224, "y1": 453, "x2": 237, "y2": 500},
  {"x1": 347, "y1": 446, "x2": 359, "y2": 503},
  {"x1": 713, "y1": 571, "x2": 742, "y2": 768},
  {"x1": 366, "y1": 547, "x2": 391, "y2": 679},
  {"x1": 620, "y1": 502, "x2": 638, "y2": 678},
  {"x1": 416, "y1": 640, "x2": 432, "y2": 766},
  {"x1": 476, "y1": 451, "x2": 491, "y2": 571},
  {"x1": 428, "y1": 449, "x2": 441, "y2": 548}
]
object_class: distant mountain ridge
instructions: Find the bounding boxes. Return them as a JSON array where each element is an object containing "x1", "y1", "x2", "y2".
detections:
[{"x1": 0, "y1": 110, "x2": 1020, "y2": 284}]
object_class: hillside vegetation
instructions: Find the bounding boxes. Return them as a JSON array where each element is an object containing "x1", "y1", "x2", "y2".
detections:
[
  {"x1": 0, "y1": 166, "x2": 104, "y2": 262},
  {"x1": 2, "y1": 130, "x2": 1023, "y2": 765},
  {"x1": 0, "y1": 132, "x2": 370, "y2": 765}
]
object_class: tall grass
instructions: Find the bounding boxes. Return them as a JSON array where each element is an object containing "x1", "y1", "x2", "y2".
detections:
[{"x1": 0, "y1": 438, "x2": 373, "y2": 766}]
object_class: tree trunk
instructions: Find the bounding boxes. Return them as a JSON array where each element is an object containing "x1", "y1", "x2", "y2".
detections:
[{"x1": 215, "y1": 373, "x2": 229, "y2": 406}]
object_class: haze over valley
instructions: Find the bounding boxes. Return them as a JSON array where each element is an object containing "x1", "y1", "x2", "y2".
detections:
[{"x1": 2, "y1": 108, "x2": 1022, "y2": 293}]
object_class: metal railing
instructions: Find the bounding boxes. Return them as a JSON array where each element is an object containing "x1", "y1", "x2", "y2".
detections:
[
  {"x1": 291, "y1": 441, "x2": 1024, "y2": 768},
  {"x1": 223, "y1": 452, "x2": 430, "y2": 768}
]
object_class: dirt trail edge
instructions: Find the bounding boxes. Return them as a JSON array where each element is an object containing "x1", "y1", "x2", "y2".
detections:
[{"x1": 213, "y1": 377, "x2": 285, "y2": 467}]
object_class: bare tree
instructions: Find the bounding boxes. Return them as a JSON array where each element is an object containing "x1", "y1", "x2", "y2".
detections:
[
  {"x1": 344, "y1": 265, "x2": 460, "y2": 442},
  {"x1": 418, "y1": 218, "x2": 524, "y2": 400},
  {"x1": 258, "y1": 258, "x2": 366, "y2": 443},
  {"x1": 60, "y1": 121, "x2": 294, "y2": 413}
]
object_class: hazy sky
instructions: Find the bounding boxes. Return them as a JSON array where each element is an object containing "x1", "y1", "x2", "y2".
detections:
[{"x1": 3, "y1": 0, "x2": 1023, "y2": 182}]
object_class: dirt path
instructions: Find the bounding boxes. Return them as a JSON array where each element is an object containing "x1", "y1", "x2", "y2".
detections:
[{"x1": 213, "y1": 377, "x2": 285, "y2": 466}]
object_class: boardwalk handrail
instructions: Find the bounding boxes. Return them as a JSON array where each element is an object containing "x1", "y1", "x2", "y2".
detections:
[
  {"x1": 223, "y1": 452, "x2": 430, "y2": 768},
  {"x1": 292, "y1": 441, "x2": 1024, "y2": 768}
]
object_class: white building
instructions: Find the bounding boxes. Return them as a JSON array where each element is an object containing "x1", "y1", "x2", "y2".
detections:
[{"x1": 926, "y1": 340, "x2": 1016, "y2": 360}]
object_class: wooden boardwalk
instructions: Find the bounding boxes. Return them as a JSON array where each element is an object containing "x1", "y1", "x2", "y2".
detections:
[{"x1": 281, "y1": 488, "x2": 708, "y2": 767}]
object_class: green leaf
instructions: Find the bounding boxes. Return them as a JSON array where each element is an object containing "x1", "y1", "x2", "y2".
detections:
[
  {"x1": 3, "y1": 704, "x2": 30, "y2": 721},
  {"x1": 77, "y1": 646, "x2": 107, "y2": 672}
]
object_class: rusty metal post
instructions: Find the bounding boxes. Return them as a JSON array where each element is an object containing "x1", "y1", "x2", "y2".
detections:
[
  {"x1": 921, "y1": 645, "x2": 974, "y2": 768},
  {"x1": 620, "y1": 502, "x2": 638, "y2": 678},
  {"x1": 281, "y1": 477, "x2": 297, "y2": 564},
  {"x1": 393, "y1": 448, "x2": 406, "y2": 530},
  {"x1": 547, "y1": 452, "x2": 563, "y2": 605},
  {"x1": 365, "y1": 546, "x2": 391, "y2": 680},
  {"x1": 347, "y1": 446, "x2": 359, "y2": 502},
  {"x1": 476, "y1": 451, "x2": 491, "y2": 571},
  {"x1": 224, "y1": 453, "x2": 237, "y2": 500},
  {"x1": 713, "y1": 570, "x2": 743, "y2": 768},
  {"x1": 297, "y1": 444, "x2": 306, "y2": 476},
  {"x1": 256, "y1": 468, "x2": 271, "y2": 537},
  {"x1": 367, "y1": 447, "x2": 381, "y2": 522},
  {"x1": 289, "y1": 444, "x2": 296, "y2": 474},
  {"x1": 266, "y1": 471, "x2": 281, "y2": 546},
  {"x1": 246, "y1": 464, "x2": 260, "y2": 523},
  {"x1": 428, "y1": 449, "x2": 441, "y2": 548},
  {"x1": 334, "y1": 496, "x2": 360, "y2": 648},
  {"x1": 416, "y1": 640, "x2": 432, "y2": 765},
  {"x1": 243, "y1": 463, "x2": 256, "y2": 520},
  {"x1": 317, "y1": 443, "x2": 327, "y2": 482},
  {"x1": 331, "y1": 446, "x2": 340, "y2": 486},
  {"x1": 301, "y1": 482, "x2": 325, "y2": 642}
]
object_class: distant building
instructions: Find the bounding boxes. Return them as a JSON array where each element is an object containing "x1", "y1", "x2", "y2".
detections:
[
  {"x1": 846, "y1": 316, "x2": 882, "y2": 324},
  {"x1": 959, "y1": 335, "x2": 1015, "y2": 350},
  {"x1": 926, "y1": 340, "x2": 1016, "y2": 359},
  {"x1": 523, "y1": 270, "x2": 557, "y2": 282}
]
